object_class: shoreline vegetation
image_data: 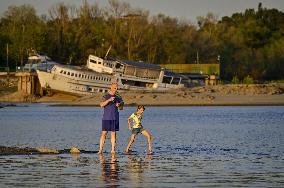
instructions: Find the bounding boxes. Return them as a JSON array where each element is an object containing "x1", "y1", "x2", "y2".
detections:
[
  {"x1": 1, "y1": 3, "x2": 284, "y2": 82},
  {"x1": 1, "y1": 83, "x2": 284, "y2": 106}
]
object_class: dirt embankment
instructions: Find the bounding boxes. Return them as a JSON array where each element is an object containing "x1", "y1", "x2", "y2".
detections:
[
  {"x1": 44, "y1": 83, "x2": 284, "y2": 106},
  {"x1": 201, "y1": 84, "x2": 283, "y2": 95},
  {"x1": 1, "y1": 83, "x2": 284, "y2": 106}
]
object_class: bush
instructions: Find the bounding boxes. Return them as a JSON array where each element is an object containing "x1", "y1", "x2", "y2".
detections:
[
  {"x1": 231, "y1": 76, "x2": 240, "y2": 84},
  {"x1": 269, "y1": 80, "x2": 284, "y2": 83},
  {"x1": 218, "y1": 80, "x2": 224, "y2": 84},
  {"x1": 243, "y1": 75, "x2": 254, "y2": 84}
]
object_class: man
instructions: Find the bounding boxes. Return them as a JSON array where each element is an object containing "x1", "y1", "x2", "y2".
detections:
[{"x1": 99, "y1": 83, "x2": 124, "y2": 154}]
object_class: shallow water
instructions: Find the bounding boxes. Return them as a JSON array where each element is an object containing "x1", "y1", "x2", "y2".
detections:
[{"x1": 0, "y1": 104, "x2": 283, "y2": 187}]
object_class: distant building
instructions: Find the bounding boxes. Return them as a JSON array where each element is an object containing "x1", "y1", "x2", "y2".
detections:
[
  {"x1": 160, "y1": 63, "x2": 220, "y2": 86},
  {"x1": 160, "y1": 63, "x2": 220, "y2": 75}
]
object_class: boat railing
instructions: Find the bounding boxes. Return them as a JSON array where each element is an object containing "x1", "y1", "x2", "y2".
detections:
[
  {"x1": 15, "y1": 66, "x2": 29, "y2": 72},
  {"x1": 0, "y1": 67, "x2": 10, "y2": 72},
  {"x1": 121, "y1": 74, "x2": 158, "y2": 82}
]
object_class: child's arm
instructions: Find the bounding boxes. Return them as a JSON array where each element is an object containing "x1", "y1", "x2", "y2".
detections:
[{"x1": 127, "y1": 116, "x2": 132, "y2": 130}]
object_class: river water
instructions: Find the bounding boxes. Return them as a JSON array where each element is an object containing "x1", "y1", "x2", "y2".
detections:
[{"x1": 0, "y1": 104, "x2": 283, "y2": 187}]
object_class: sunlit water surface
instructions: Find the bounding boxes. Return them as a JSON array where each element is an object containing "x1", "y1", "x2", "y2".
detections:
[{"x1": 0, "y1": 104, "x2": 283, "y2": 187}]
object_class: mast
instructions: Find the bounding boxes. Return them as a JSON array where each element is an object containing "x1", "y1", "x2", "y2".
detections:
[{"x1": 104, "y1": 45, "x2": 112, "y2": 59}]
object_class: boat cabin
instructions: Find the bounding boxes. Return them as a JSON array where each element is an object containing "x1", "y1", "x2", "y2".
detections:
[{"x1": 87, "y1": 55, "x2": 184, "y2": 89}]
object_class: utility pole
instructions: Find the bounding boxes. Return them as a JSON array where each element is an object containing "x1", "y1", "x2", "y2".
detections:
[
  {"x1": 6, "y1": 43, "x2": 9, "y2": 83},
  {"x1": 20, "y1": 25, "x2": 25, "y2": 68},
  {"x1": 196, "y1": 51, "x2": 199, "y2": 64},
  {"x1": 6, "y1": 43, "x2": 9, "y2": 72}
]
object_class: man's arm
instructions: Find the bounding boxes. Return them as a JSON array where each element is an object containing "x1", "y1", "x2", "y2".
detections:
[
  {"x1": 100, "y1": 96, "x2": 115, "y2": 107},
  {"x1": 116, "y1": 95, "x2": 124, "y2": 109}
]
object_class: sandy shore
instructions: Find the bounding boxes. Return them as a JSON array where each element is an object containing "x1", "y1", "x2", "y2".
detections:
[
  {"x1": 1, "y1": 84, "x2": 284, "y2": 106},
  {"x1": 39, "y1": 84, "x2": 284, "y2": 106}
]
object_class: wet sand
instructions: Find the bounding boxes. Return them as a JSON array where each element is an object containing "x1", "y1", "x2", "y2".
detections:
[{"x1": 0, "y1": 146, "x2": 96, "y2": 155}]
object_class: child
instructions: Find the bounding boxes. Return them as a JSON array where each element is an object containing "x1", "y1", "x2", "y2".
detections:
[{"x1": 125, "y1": 105, "x2": 153, "y2": 154}]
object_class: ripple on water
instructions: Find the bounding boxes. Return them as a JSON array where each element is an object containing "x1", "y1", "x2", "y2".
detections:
[{"x1": 0, "y1": 106, "x2": 283, "y2": 187}]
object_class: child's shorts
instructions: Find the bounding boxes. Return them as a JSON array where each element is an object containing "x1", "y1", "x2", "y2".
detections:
[{"x1": 132, "y1": 127, "x2": 144, "y2": 135}]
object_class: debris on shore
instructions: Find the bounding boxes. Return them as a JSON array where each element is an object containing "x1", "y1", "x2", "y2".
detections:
[{"x1": 1, "y1": 83, "x2": 284, "y2": 105}]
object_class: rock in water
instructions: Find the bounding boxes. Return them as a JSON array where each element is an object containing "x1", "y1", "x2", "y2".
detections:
[
  {"x1": 36, "y1": 148, "x2": 59, "y2": 154},
  {"x1": 70, "y1": 147, "x2": 80, "y2": 154}
]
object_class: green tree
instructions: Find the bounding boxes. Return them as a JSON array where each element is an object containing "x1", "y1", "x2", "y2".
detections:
[{"x1": 0, "y1": 5, "x2": 45, "y2": 68}]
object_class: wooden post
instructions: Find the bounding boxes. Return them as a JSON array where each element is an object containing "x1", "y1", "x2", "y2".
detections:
[{"x1": 15, "y1": 72, "x2": 41, "y2": 95}]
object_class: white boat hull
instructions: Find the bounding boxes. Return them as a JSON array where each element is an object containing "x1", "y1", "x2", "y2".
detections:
[
  {"x1": 37, "y1": 70, "x2": 115, "y2": 95},
  {"x1": 36, "y1": 54, "x2": 184, "y2": 95}
]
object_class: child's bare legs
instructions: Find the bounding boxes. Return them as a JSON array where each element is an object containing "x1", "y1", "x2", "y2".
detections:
[
  {"x1": 99, "y1": 131, "x2": 108, "y2": 154},
  {"x1": 110, "y1": 131, "x2": 116, "y2": 154},
  {"x1": 141, "y1": 130, "x2": 153, "y2": 154},
  {"x1": 125, "y1": 134, "x2": 136, "y2": 153}
]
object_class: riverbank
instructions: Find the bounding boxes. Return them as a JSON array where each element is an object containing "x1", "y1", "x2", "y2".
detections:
[{"x1": 1, "y1": 84, "x2": 284, "y2": 106}]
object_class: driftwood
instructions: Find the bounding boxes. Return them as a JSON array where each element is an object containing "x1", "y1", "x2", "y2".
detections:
[{"x1": 0, "y1": 146, "x2": 96, "y2": 155}]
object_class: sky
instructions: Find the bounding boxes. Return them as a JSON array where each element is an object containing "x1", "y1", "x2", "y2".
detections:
[{"x1": 0, "y1": 0, "x2": 284, "y2": 23}]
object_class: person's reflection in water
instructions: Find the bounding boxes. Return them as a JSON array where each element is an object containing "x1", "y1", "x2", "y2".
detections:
[
  {"x1": 99, "y1": 153, "x2": 119, "y2": 186},
  {"x1": 71, "y1": 153, "x2": 81, "y2": 161},
  {"x1": 126, "y1": 154, "x2": 153, "y2": 184}
]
